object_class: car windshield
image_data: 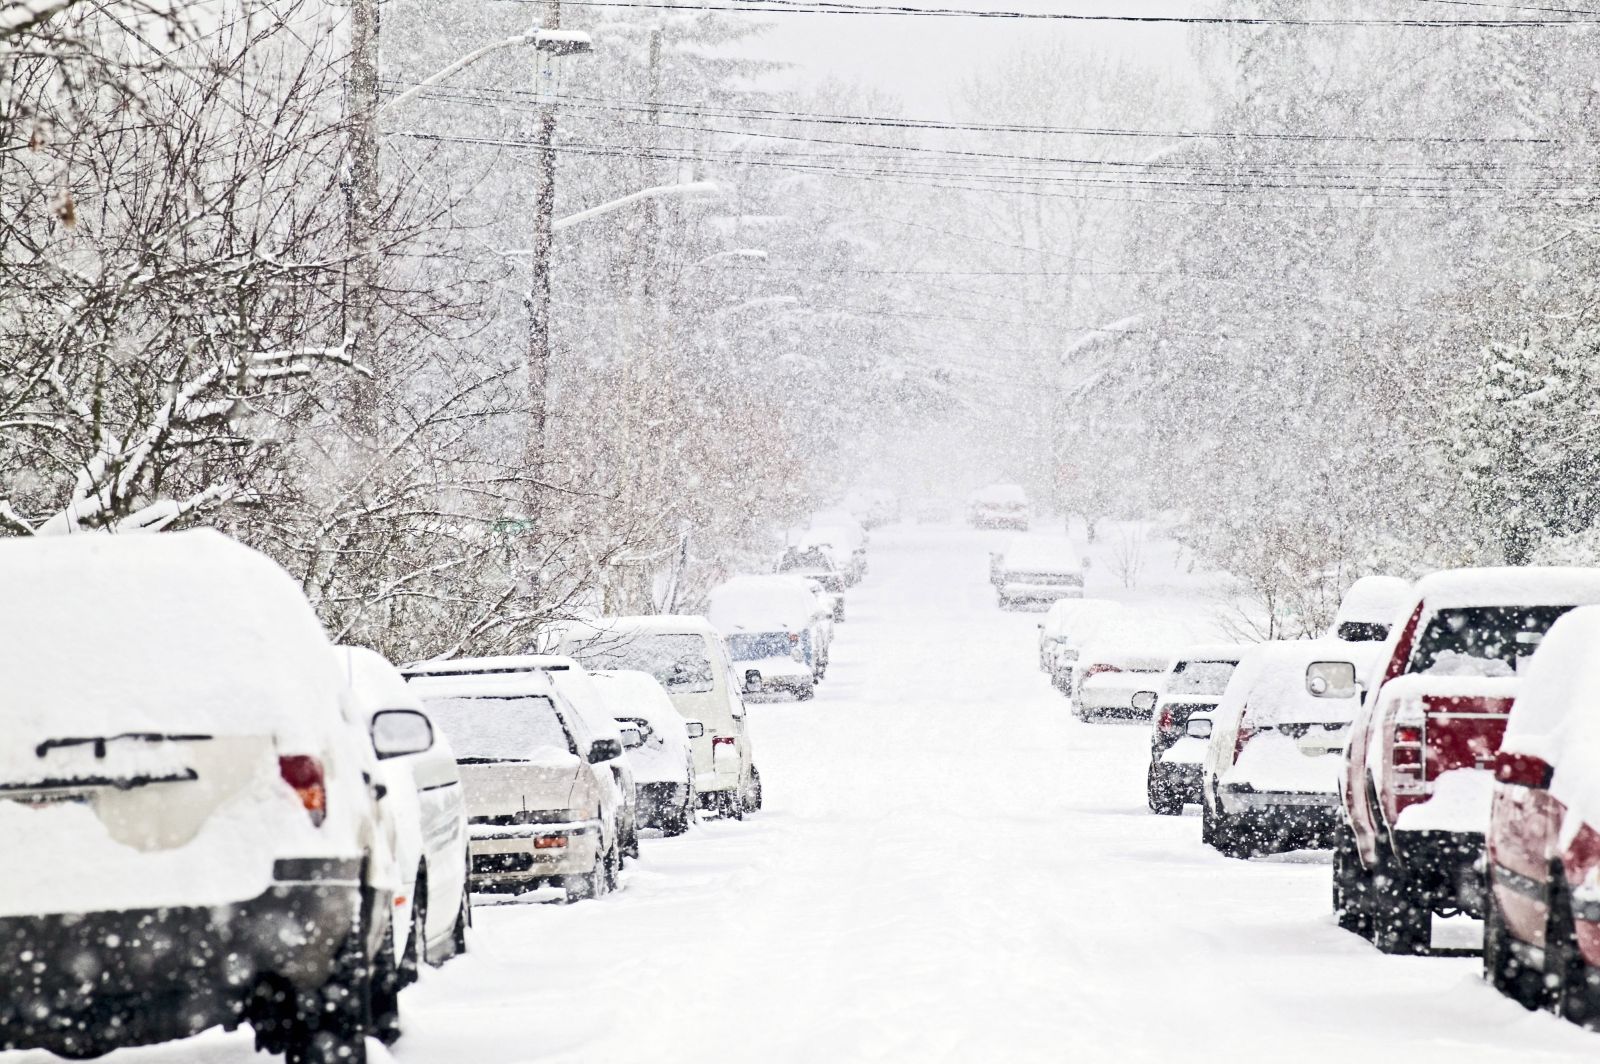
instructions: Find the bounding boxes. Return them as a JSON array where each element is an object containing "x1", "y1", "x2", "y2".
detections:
[
  {"x1": 1166, "y1": 660, "x2": 1236, "y2": 696},
  {"x1": 778, "y1": 548, "x2": 835, "y2": 573},
  {"x1": 1337, "y1": 621, "x2": 1390, "y2": 642},
  {"x1": 1410, "y1": 605, "x2": 1573, "y2": 676},
  {"x1": 726, "y1": 632, "x2": 795, "y2": 662},
  {"x1": 567, "y1": 633, "x2": 716, "y2": 694},
  {"x1": 420, "y1": 695, "x2": 572, "y2": 762}
]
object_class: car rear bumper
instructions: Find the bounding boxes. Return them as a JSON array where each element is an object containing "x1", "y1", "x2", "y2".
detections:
[
  {"x1": 637, "y1": 782, "x2": 689, "y2": 824},
  {"x1": 1151, "y1": 761, "x2": 1203, "y2": 801},
  {"x1": 468, "y1": 821, "x2": 602, "y2": 889},
  {"x1": 0, "y1": 859, "x2": 363, "y2": 1056},
  {"x1": 1220, "y1": 786, "x2": 1341, "y2": 846},
  {"x1": 1394, "y1": 828, "x2": 1486, "y2": 917}
]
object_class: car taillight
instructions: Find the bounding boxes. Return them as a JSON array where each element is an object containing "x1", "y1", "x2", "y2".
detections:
[
  {"x1": 1565, "y1": 822, "x2": 1600, "y2": 886},
  {"x1": 278, "y1": 755, "x2": 326, "y2": 827},
  {"x1": 1084, "y1": 663, "x2": 1122, "y2": 682},
  {"x1": 712, "y1": 736, "x2": 736, "y2": 748},
  {"x1": 1158, "y1": 707, "x2": 1175, "y2": 734},
  {"x1": 1234, "y1": 725, "x2": 1255, "y2": 762},
  {"x1": 1393, "y1": 723, "x2": 1424, "y2": 781},
  {"x1": 788, "y1": 632, "x2": 800, "y2": 645}
]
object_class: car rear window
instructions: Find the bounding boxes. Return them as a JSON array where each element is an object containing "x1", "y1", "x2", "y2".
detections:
[
  {"x1": 1410, "y1": 605, "x2": 1573, "y2": 677},
  {"x1": 1166, "y1": 660, "x2": 1237, "y2": 696},
  {"x1": 726, "y1": 632, "x2": 796, "y2": 662},
  {"x1": 566, "y1": 633, "x2": 716, "y2": 694},
  {"x1": 422, "y1": 695, "x2": 573, "y2": 761}
]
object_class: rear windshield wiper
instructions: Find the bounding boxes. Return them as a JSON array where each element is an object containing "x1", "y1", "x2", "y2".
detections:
[
  {"x1": 35, "y1": 733, "x2": 213, "y2": 759},
  {"x1": 455, "y1": 756, "x2": 531, "y2": 765},
  {"x1": 1, "y1": 770, "x2": 199, "y2": 793}
]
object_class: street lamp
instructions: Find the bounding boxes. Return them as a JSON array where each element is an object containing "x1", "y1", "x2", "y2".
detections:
[{"x1": 379, "y1": 27, "x2": 592, "y2": 116}]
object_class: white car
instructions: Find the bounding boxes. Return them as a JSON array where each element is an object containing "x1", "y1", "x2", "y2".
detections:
[
  {"x1": 0, "y1": 531, "x2": 400, "y2": 1062},
  {"x1": 559, "y1": 615, "x2": 761, "y2": 819},
  {"x1": 995, "y1": 538, "x2": 1085, "y2": 610},
  {"x1": 1046, "y1": 599, "x2": 1127, "y2": 694},
  {"x1": 1199, "y1": 640, "x2": 1383, "y2": 858},
  {"x1": 337, "y1": 646, "x2": 470, "y2": 977},
  {"x1": 1141, "y1": 645, "x2": 1253, "y2": 815},
  {"x1": 403, "y1": 661, "x2": 626, "y2": 902},
  {"x1": 591, "y1": 669, "x2": 704, "y2": 836},
  {"x1": 708, "y1": 575, "x2": 826, "y2": 698},
  {"x1": 968, "y1": 483, "x2": 1030, "y2": 530},
  {"x1": 1071, "y1": 644, "x2": 1177, "y2": 721},
  {"x1": 805, "y1": 509, "x2": 869, "y2": 582}
]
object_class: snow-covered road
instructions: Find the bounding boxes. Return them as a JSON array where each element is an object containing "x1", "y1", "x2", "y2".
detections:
[{"x1": 12, "y1": 524, "x2": 1600, "y2": 1062}]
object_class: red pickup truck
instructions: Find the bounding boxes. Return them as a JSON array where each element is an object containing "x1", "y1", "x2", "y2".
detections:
[
  {"x1": 1333, "y1": 568, "x2": 1600, "y2": 955},
  {"x1": 1484, "y1": 605, "x2": 1600, "y2": 1028}
]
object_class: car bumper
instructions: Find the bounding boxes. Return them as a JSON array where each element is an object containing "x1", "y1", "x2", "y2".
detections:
[
  {"x1": 1220, "y1": 786, "x2": 1341, "y2": 846},
  {"x1": 1151, "y1": 761, "x2": 1203, "y2": 802},
  {"x1": 468, "y1": 821, "x2": 602, "y2": 889},
  {"x1": 637, "y1": 782, "x2": 689, "y2": 825},
  {"x1": 0, "y1": 858, "x2": 364, "y2": 1057},
  {"x1": 1394, "y1": 828, "x2": 1486, "y2": 917}
]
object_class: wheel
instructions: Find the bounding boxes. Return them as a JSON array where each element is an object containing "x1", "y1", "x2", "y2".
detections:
[
  {"x1": 370, "y1": 917, "x2": 402, "y2": 1047},
  {"x1": 1371, "y1": 844, "x2": 1430, "y2": 955},
  {"x1": 1146, "y1": 763, "x2": 1182, "y2": 816},
  {"x1": 625, "y1": 821, "x2": 640, "y2": 860},
  {"x1": 399, "y1": 875, "x2": 426, "y2": 987},
  {"x1": 1332, "y1": 824, "x2": 1372, "y2": 938},
  {"x1": 747, "y1": 765, "x2": 763, "y2": 812},
  {"x1": 448, "y1": 876, "x2": 469, "y2": 960},
  {"x1": 797, "y1": 685, "x2": 815, "y2": 702},
  {"x1": 602, "y1": 844, "x2": 621, "y2": 894},
  {"x1": 1201, "y1": 796, "x2": 1217, "y2": 847},
  {"x1": 1549, "y1": 877, "x2": 1600, "y2": 1026},
  {"x1": 1485, "y1": 886, "x2": 1546, "y2": 1009},
  {"x1": 726, "y1": 788, "x2": 745, "y2": 821},
  {"x1": 834, "y1": 603, "x2": 846, "y2": 623},
  {"x1": 565, "y1": 846, "x2": 607, "y2": 903}
]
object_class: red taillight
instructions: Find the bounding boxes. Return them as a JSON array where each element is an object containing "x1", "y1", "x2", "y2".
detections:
[
  {"x1": 1158, "y1": 707, "x2": 1175, "y2": 734},
  {"x1": 788, "y1": 632, "x2": 800, "y2": 645},
  {"x1": 1393, "y1": 724, "x2": 1424, "y2": 777},
  {"x1": 1234, "y1": 725, "x2": 1255, "y2": 762},
  {"x1": 278, "y1": 755, "x2": 326, "y2": 827},
  {"x1": 712, "y1": 736, "x2": 735, "y2": 748},
  {"x1": 533, "y1": 836, "x2": 568, "y2": 850},
  {"x1": 1084, "y1": 663, "x2": 1122, "y2": 682}
]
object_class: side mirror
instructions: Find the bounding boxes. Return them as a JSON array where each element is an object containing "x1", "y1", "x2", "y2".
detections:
[
  {"x1": 1306, "y1": 661, "x2": 1359, "y2": 699},
  {"x1": 745, "y1": 670, "x2": 764, "y2": 695},
  {"x1": 1185, "y1": 717, "x2": 1214, "y2": 741},
  {"x1": 618, "y1": 726, "x2": 644, "y2": 750},
  {"x1": 685, "y1": 720, "x2": 706, "y2": 740},
  {"x1": 1131, "y1": 690, "x2": 1159, "y2": 715},
  {"x1": 370, "y1": 709, "x2": 434, "y2": 760},
  {"x1": 1494, "y1": 751, "x2": 1553, "y2": 789},
  {"x1": 587, "y1": 738, "x2": 622, "y2": 764}
]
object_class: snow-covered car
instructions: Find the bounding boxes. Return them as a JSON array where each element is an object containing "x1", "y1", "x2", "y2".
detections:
[
  {"x1": 1142, "y1": 645, "x2": 1250, "y2": 815},
  {"x1": 403, "y1": 662, "x2": 625, "y2": 903},
  {"x1": 559, "y1": 615, "x2": 761, "y2": 819},
  {"x1": 1200, "y1": 640, "x2": 1381, "y2": 858},
  {"x1": 0, "y1": 531, "x2": 401, "y2": 1062},
  {"x1": 1047, "y1": 598, "x2": 1128, "y2": 695},
  {"x1": 1037, "y1": 598, "x2": 1091, "y2": 670},
  {"x1": 708, "y1": 574, "x2": 826, "y2": 694},
  {"x1": 591, "y1": 669, "x2": 703, "y2": 836},
  {"x1": 995, "y1": 538, "x2": 1085, "y2": 611},
  {"x1": 1071, "y1": 645, "x2": 1176, "y2": 721},
  {"x1": 1335, "y1": 567, "x2": 1600, "y2": 954},
  {"x1": 844, "y1": 487, "x2": 899, "y2": 529},
  {"x1": 968, "y1": 482, "x2": 1030, "y2": 530},
  {"x1": 1483, "y1": 606, "x2": 1600, "y2": 1022},
  {"x1": 801, "y1": 513, "x2": 868, "y2": 584},
  {"x1": 776, "y1": 543, "x2": 849, "y2": 622},
  {"x1": 1332, "y1": 574, "x2": 1412, "y2": 642},
  {"x1": 336, "y1": 646, "x2": 470, "y2": 978}
]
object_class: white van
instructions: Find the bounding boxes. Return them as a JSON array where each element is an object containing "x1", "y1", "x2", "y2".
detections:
[
  {"x1": 401, "y1": 661, "x2": 625, "y2": 903},
  {"x1": 558, "y1": 616, "x2": 761, "y2": 819}
]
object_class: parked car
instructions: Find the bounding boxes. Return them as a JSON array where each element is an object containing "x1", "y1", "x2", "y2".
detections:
[
  {"x1": 1047, "y1": 599, "x2": 1127, "y2": 695},
  {"x1": 1332, "y1": 575, "x2": 1412, "y2": 642},
  {"x1": 1483, "y1": 605, "x2": 1600, "y2": 1024},
  {"x1": 1037, "y1": 598, "x2": 1085, "y2": 671},
  {"x1": 559, "y1": 615, "x2": 761, "y2": 819},
  {"x1": 994, "y1": 538, "x2": 1085, "y2": 610},
  {"x1": 1200, "y1": 640, "x2": 1382, "y2": 858},
  {"x1": 968, "y1": 482, "x2": 1030, "y2": 530},
  {"x1": 0, "y1": 531, "x2": 401, "y2": 1062},
  {"x1": 337, "y1": 646, "x2": 471, "y2": 980},
  {"x1": 1071, "y1": 644, "x2": 1176, "y2": 721},
  {"x1": 402, "y1": 660, "x2": 626, "y2": 902},
  {"x1": 708, "y1": 575, "x2": 826, "y2": 696},
  {"x1": 776, "y1": 544, "x2": 849, "y2": 622},
  {"x1": 590, "y1": 670, "x2": 703, "y2": 837},
  {"x1": 801, "y1": 512, "x2": 869, "y2": 584},
  {"x1": 844, "y1": 487, "x2": 899, "y2": 529},
  {"x1": 1139, "y1": 645, "x2": 1250, "y2": 815},
  {"x1": 1334, "y1": 567, "x2": 1600, "y2": 954}
]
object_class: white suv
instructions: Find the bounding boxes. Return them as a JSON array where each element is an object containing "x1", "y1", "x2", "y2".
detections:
[{"x1": 0, "y1": 531, "x2": 398, "y2": 1063}]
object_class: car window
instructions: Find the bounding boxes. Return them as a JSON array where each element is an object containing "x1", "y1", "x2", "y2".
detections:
[
  {"x1": 566, "y1": 633, "x2": 716, "y2": 694},
  {"x1": 726, "y1": 632, "x2": 798, "y2": 662},
  {"x1": 1166, "y1": 660, "x2": 1237, "y2": 697},
  {"x1": 421, "y1": 694, "x2": 575, "y2": 761},
  {"x1": 1409, "y1": 605, "x2": 1573, "y2": 676}
]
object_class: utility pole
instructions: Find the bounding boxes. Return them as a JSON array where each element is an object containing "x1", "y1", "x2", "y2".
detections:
[
  {"x1": 345, "y1": 0, "x2": 381, "y2": 428},
  {"x1": 526, "y1": 0, "x2": 561, "y2": 501}
]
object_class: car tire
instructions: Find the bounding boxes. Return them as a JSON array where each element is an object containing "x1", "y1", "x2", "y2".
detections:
[
  {"x1": 1146, "y1": 764, "x2": 1182, "y2": 816},
  {"x1": 835, "y1": 603, "x2": 846, "y2": 623},
  {"x1": 448, "y1": 877, "x2": 470, "y2": 961},
  {"x1": 603, "y1": 844, "x2": 621, "y2": 894},
  {"x1": 1332, "y1": 824, "x2": 1372, "y2": 938},
  {"x1": 1549, "y1": 876, "x2": 1600, "y2": 1027},
  {"x1": 1371, "y1": 845, "x2": 1430, "y2": 955},
  {"x1": 747, "y1": 765, "x2": 763, "y2": 812},
  {"x1": 565, "y1": 847, "x2": 607, "y2": 903},
  {"x1": 798, "y1": 685, "x2": 815, "y2": 702},
  {"x1": 1485, "y1": 886, "x2": 1546, "y2": 1010}
]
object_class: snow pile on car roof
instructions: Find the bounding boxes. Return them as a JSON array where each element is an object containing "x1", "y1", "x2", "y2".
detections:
[
  {"x1": 708, "y1": 574, "x2": 815, "y2": 631},
  {"x1": 1418, "y1": 567, "x2": 1600, "y2": 609},
  {"x1": 1334, "y1": 575, "x2": 1412, "y2": 626},
  {"x1": 1002, "y1": 537, "x2": 1081, "y2": 572},
  {"x1": 971, "y1": 483, "x2": 1027, "y2": 505},
  {"x1": 336, "y1": 645, "x2": 423, "y2": 719},
  {"x1": 1506, "y1": 606, "x2": 1600, "y2": 781},
  {"x1": 0, "y1": 530, "x2": 341, "y2": 773}
]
